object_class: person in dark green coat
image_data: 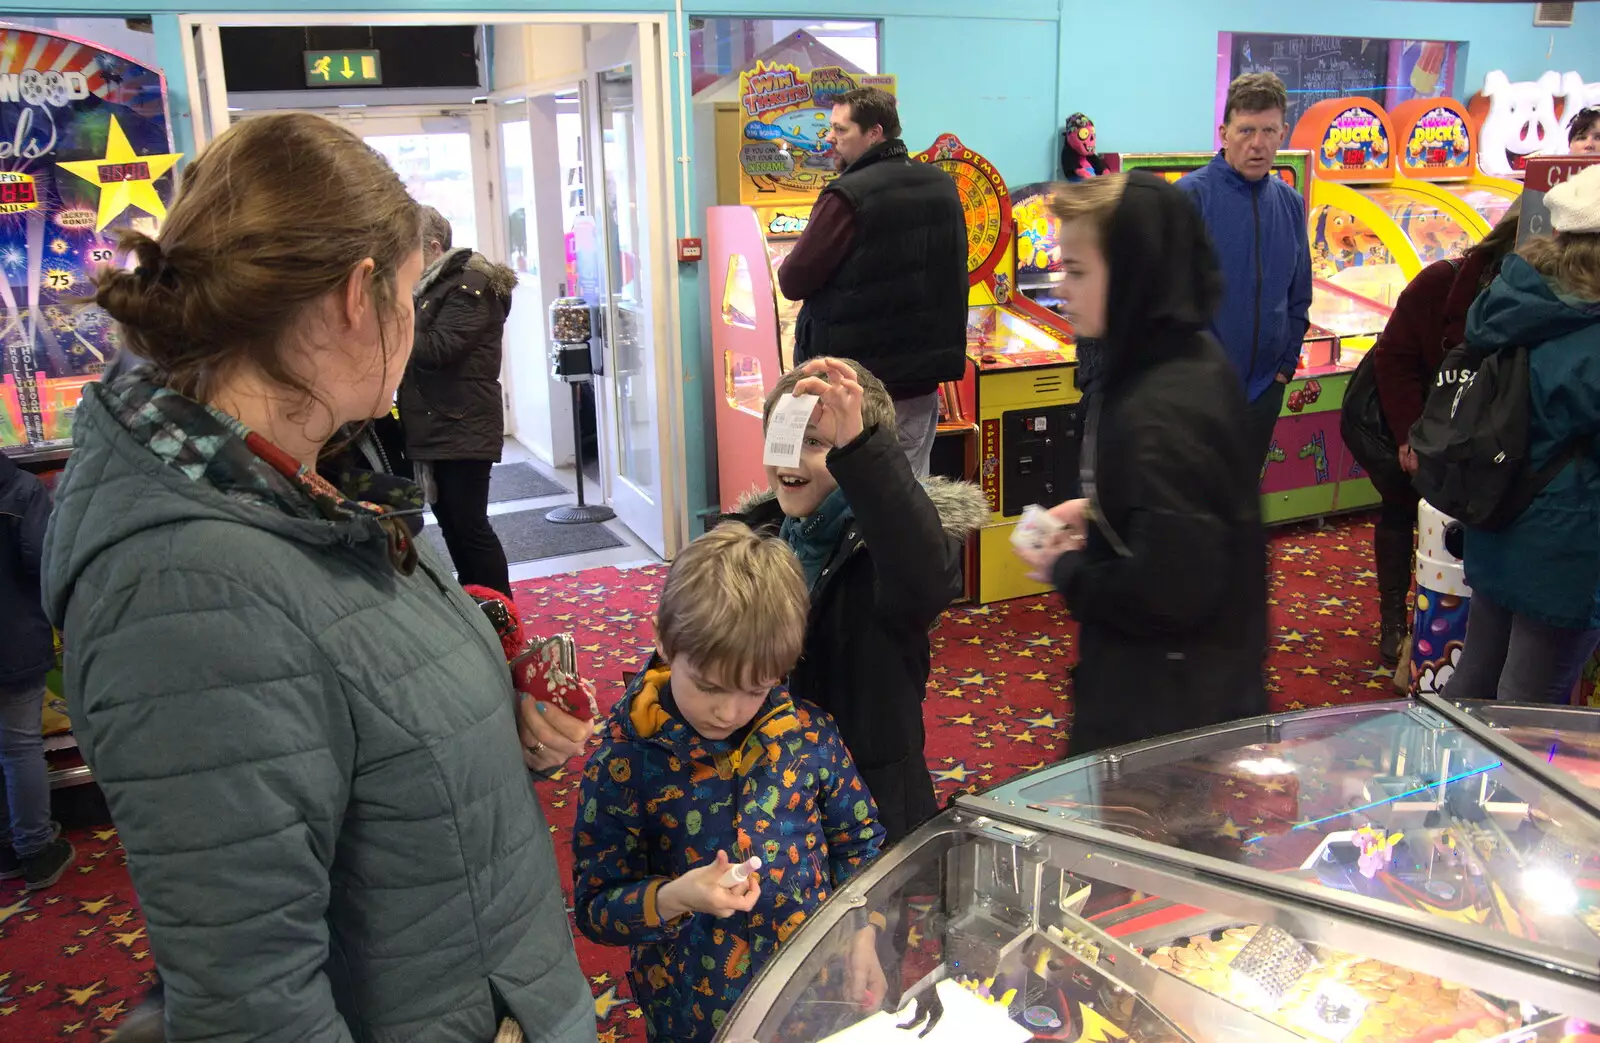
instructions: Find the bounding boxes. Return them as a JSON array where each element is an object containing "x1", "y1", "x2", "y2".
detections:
[
  {"x1": 1448, "y1": 164, "x2": 1600, "y2": 704},
  {"x1": 42, "y1": 113, "x2": 596, "y2": 1043}
]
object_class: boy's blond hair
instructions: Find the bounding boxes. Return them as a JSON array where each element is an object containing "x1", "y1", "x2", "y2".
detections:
[
  {"x1": 762, "y1": 357, "x2": 896, "y2": 435},
  {"x1": 1049, "y1": 174, "x2": 1128, "y2": 253},
  {"x1": 656, "y1": 522, "x2": 808, "y2": 689}
]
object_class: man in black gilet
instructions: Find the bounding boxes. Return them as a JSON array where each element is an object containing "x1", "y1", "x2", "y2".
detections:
[{"x1": 777, "y1": 88, "x2": 968, "y2": 476}]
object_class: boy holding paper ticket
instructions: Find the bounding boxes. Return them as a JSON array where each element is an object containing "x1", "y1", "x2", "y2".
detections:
[
  {"x1": 571, "y1": 523, "x2": 886, "y2": 1042},
  {"x1": 734, "y1": 357, "x2": 988, "y2": 843}
]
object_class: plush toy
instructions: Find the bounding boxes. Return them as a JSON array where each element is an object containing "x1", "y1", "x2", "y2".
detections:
[{"x1": 1060, "y1": 112, "x2": 1106, "y2": 182}]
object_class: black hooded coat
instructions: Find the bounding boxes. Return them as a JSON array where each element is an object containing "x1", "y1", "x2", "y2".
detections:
[{"x1": 1052, "y1": 172, "x2": 1268, "y2": 756}]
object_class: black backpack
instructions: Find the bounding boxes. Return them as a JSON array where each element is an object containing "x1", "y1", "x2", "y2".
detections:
[{"x1": 1407, "y1": 340, "x2": 1582, "y2": 530}]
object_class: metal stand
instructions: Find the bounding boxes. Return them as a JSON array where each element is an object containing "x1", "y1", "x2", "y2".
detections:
[{"x1": 547, "y1": 376, "x2": 615, "y2": 525}]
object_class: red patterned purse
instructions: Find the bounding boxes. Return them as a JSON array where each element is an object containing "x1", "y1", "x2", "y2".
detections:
[
  {"x1": 511, "y1": 634, "x2": 599, "y2": 718},
  {"x1": 463, "y1": 585, "x2": 600, "y2": 719}
]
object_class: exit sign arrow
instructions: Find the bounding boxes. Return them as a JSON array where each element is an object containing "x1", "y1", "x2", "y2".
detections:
[{"x1": 303, "y1": 50, "x2": 383, "y2": 88}]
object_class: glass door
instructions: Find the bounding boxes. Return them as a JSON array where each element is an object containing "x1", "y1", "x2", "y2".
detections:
[
  {"x1": 587, "y1": 33, "x2": 672, "y2": 557},
  {"x1": 229, "y1": 109, "x2": 495, "y2": 256}
]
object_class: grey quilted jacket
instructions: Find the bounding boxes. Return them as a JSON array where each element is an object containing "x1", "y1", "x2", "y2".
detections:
[{"x1": 41, "y1": 385, "x2": 595, "y2": 1043}]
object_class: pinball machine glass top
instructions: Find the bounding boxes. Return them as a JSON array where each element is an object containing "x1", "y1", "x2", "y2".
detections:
[{"x1": 973, "y1": 701, "x2": 1600, "y2": 968}]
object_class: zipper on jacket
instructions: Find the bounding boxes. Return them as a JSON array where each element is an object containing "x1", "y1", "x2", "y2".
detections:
[{"x1": 1251, "y1": 187, "x2": 1263, "y2": 383}]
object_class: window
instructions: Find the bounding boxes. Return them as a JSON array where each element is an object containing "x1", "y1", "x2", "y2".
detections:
[{"x1": 690, "y1": 19, "x2": 879, "y2": 97}]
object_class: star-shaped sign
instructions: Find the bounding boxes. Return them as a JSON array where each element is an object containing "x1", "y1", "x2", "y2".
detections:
[{"x1": 57, "y1": 117, "x2": 182, "y2": 232}]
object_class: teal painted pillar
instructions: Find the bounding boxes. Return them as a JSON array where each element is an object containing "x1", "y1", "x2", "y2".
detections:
[{"x1": 152, "y1": 14, "x2": 198, "y2": 164}]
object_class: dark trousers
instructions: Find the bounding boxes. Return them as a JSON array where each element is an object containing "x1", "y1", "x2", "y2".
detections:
[
  {"x1": 1447, "y1": 592, "x2": 1600, "y2": 704},
  {"x1": 430, "y1": 459, "x2": 511, "y2": 597},
  {"x1": 1247, "y1": 379, "x2": 1288, "y2": 471}
]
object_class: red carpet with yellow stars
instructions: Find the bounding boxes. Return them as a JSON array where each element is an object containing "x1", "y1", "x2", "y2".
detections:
[{"x1": 2, "y1": 518, "x2": 1396, "y2": 1041}]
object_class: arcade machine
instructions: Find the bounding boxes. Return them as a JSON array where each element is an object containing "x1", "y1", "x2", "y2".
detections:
[
  {"x1": 704, "y1": 61, "x2": 895, "y2": 510},
  {"x1": 912, "y1": 134, "x2": 1079, "y2": 604},
  {"x1": 0, "y1": 23, "x2": 180, "y2": 791},
  {"x1": 1290, "y1": 97, "x2": 1490, "y2": 310},
  {"x1": 0, "y1": 25, "x2": 179, "y2": 459},
  {"x1": 1009, "y1": 183, "x2": 1063, "y2": 311},
  {"x1": 1390, "y1": 96, "x2": 1522, "y2": 229}
]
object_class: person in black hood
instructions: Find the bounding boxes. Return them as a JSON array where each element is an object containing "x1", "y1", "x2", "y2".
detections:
[{"x1": 1016, "y1": 172, "x2": 1268, "y2": 756}]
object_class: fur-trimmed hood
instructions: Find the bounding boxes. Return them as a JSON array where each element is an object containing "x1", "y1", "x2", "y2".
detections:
[
  {"x1": 417, "y1": 247, "x2": 518, "y2": 301},
  {"x1": 733, "y1": 473, "x2": 989, "y2": 537}
]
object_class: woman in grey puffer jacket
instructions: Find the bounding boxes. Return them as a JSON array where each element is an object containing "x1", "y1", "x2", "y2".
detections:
[{"x1": 45, "y1": 113, "x2": 596, "y2": 1043}]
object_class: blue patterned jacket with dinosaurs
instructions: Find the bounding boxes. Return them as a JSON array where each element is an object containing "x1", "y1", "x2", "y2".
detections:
[{"x1": 572, "y1": 662, "x2": 885, "y2": 1042}]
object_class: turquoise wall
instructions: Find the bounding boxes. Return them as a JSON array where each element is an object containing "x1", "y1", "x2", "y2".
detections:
[
  {"x1": 6, "y1": 0, "x2": 1597, "y2": 526},
  {"x1": 1063, "y1": 0, "x2": 1600, "y2": 154}
]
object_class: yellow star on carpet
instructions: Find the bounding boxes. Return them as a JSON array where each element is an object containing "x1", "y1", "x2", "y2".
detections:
[
  {"x1": 626, "y1": 1008, "x2": 643, "y2": 1019},
  {"x1": 96, "y1": 999, "x2": 127, "y2": 1023},
  {"x1": 0, "y1": 898, "x2": 28, "y2": 927},
  {"x1": 61, "y1": 1022, "x2": 84, "y2": 1033},
  {"x1": 957, "y1": 672, "x2": 988, "y2": 686},
  {"x1": 56, "y1": 117, "x2": 182, "y2": 232},
  {"x1": 1025, "y1": 635, "x2": 1055, "y2": 647},
  {"x1": 930, "y1": 764, "x2": 974, "y2": 784},
  {"x1": 78, "y1": 895, "x2": 115, "y2": 916},
  {"x1": 63, "y1": 979, "x2": 106, "y2": 1007},
  {"x1": 113, "y1": 927, "x2": 147, "y2": 948},
  {"x1": 589, "y1": 972, "x2": 612, "y2": 986},
  {"x1": 1215, "y1": 818, "x2": 1243, "y2": 840},
  {"x1": 598, "y1": 1028, "x2": 623, "y2": 1043},
  {"x1": 594, "y1": 986, "x2": 626, "y2": 1019},
  {"x1": 60, "y1": 944, "x2": 83, "y2": 956},
  {"x1": 945, "y1": 712, "x2": 977, "y2": 726},
  {"x1": 1013, "y1": 730, "x2": 1036, "y2": 744},
  {"x1": 1024, "y1": 713, "x2": 1062, "y2": 729},
  {"x1": 26, "y1": 983, "x2": 43, "y2": 994},
  {"x1": 106, "y1": 911, "x2": 135, "y2": 928},
  {"x1": 1025, "y1": 671, "x2": 1048, "y2": 681},
  {"x1": 1295, "y1": 666, "x2": 1320, "y2": 676},
  {"x1": 0, "y1": 1004, "x2": 16, "y2": 1016},
  {"x1": 1260, "y1": 779, "x2": 1287, "y2": 793}
]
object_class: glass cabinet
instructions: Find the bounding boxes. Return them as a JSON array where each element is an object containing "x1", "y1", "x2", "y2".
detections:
[{"x1": 719, "y1": 699, "x2": 1600, "y2": 1043}]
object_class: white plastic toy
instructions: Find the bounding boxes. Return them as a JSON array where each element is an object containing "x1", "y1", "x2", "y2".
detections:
[{"x1": 1478, "y1": 70, "x2": 1564, "y2": 176}]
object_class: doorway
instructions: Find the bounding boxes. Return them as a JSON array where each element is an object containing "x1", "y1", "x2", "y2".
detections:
[{"x1": 178, "y1": 13, "x2": 686, "y2": 561}]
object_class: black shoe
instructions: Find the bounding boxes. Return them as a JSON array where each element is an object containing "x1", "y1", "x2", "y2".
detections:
[
  {"x1": 23, "y1": 836, "x2": 75, "y2": 890},
  {"x1": 1379, "y1": 625, "x2": 1407, "y2": 668},
  {"x1": 1, "y1": 821, "x2": 61, "y2": 880}
]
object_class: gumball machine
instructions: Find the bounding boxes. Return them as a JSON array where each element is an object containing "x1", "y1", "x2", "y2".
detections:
[{"x1": 1409, "y1": 500, "x2": 1470, "y2": 696}]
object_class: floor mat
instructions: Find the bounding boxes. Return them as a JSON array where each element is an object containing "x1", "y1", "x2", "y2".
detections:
[
  {"x1": 489, "y1": 462, "x2": 565, "y2": 504},
  {"x1": 6, "y1": 517, "x2": 1397, "y2": 1041},
  {"x1": 423, "y1": 506, "x2": 625, "y2": 566}
]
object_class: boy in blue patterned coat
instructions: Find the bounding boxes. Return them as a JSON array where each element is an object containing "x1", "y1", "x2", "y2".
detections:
[{"x1": 572, "y1": 524, "x2": 887, "y2": 1042}]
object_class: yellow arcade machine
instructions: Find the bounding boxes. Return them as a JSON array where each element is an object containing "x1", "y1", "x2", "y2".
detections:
[
  {"x1": 1390, "y1": 96, "x2": 1522, "y2": 230},
  {"x1": 913, "y1": 134, "x2": 1080, "y2": 603},
  {"x1": 1291, "y1": 97, "x2": 1492, "y2": 315}
]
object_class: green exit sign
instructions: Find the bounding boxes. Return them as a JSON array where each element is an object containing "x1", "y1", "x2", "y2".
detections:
[{"x1": 304, "y1": 50, "x2": 382, "y2": 88}]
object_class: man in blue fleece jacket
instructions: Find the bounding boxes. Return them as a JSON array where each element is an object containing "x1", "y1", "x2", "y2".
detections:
[{"x1": 1179, "y1": 72, "x2": 1313, "y2": 469}]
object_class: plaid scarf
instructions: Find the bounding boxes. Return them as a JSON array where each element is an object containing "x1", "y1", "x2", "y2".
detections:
[{"x1": 104, "y1": 374, "x2": 423, "y2": 574}]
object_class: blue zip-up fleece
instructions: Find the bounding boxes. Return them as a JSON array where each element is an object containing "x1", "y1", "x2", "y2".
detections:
[
  {"x1": 1178, "y1": 151, "x2": 1313, "y2": 403},
  {"x1": 1461, "y1": 255, "x2": 1600, "y2": 631}
]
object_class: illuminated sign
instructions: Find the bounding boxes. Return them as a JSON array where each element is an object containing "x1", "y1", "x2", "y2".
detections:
[
  {"x1": 304, "y1": 50, "x2": 383, "y2": 88},
  {"x1": 1318, "y1": 106, "x2": 1389, "y2": 172},
  {"x1": 1404, "y1": 106, "x2": 1469, "y2": 170},
  {"x1": 0, "y1": 172, "x2": 38, "y2": 215}
]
